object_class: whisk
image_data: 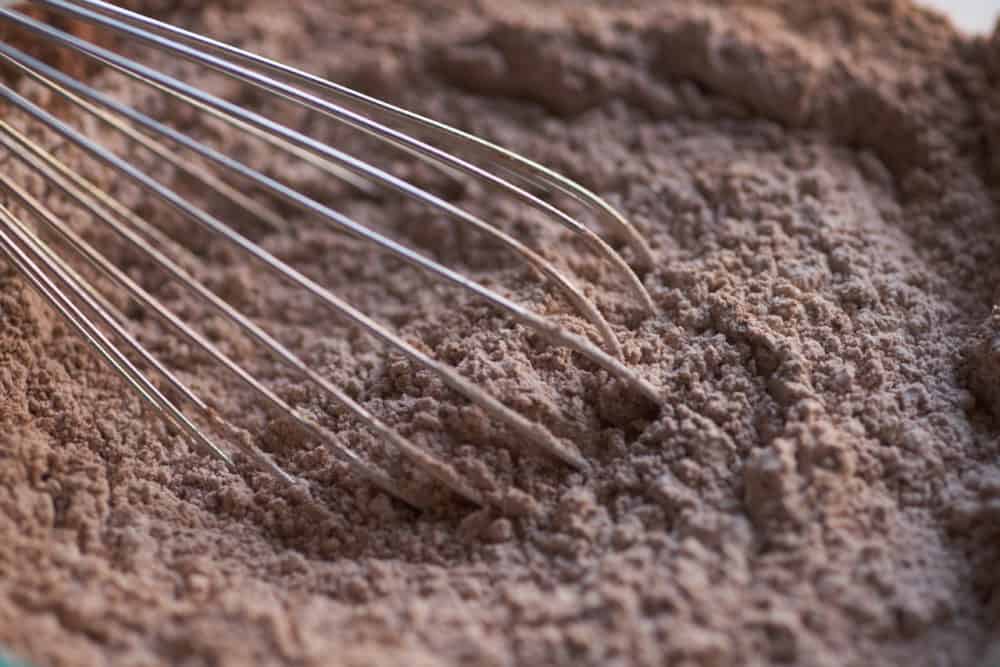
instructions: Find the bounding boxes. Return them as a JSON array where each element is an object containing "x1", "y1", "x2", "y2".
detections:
[{"x1": 0, "y1": 0, "x2": 660, "y2": 508}]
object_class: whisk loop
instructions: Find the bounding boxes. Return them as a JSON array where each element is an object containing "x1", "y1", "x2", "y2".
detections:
[{"x1": 0, "y1": 0, "x2": 660, "y2": 507}]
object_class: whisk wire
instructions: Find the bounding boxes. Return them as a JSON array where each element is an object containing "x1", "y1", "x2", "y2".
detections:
[
  {"x1": 0, "y1": 69, "x2": 601, "y2": 473},
  {"x1": 0, "y1": 201, "x2": 235, "y2": 467},
  {"x1": 0, "y1": 34, "x2": 629, "y2": 359},
  {"x1": 0, "y1": 0, "x2": 662, "y2": 505},
  {"x1": 35, "y1": 0, "x2": 658, "y2": 290},
  {"x1": 0, "y1": 117, "x2": 482, "y2": 507}
]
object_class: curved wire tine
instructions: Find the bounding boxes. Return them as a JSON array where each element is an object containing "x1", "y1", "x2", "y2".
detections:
[
  {"x1": 39, "y1": 73, "x2": 292, "y2": 235},
  {"x1": 0, "y1": 20, "x2": 660, "y2": 396},
  {"x1": 0, "y1": 169, "x2": 298, "y2": 487},
  {"x1": 26, "y1": 0, "x2": 657, "y2": 314},
  {"x1": 86, "y1": 0, "x2": 658, "y2": 273},
  {"x1": 74, "y1": 92, "x2": 290, "y2": 233},
  {"x1": 0, "y1": 23, "x2": 631, "y2": 361},
  {"x1": 2, "y1": 177, "x2": 204, "y2": 418},
  {"x1": 0, "y1": 78, "x2": 605, "y2": 474},
  {"x1": 0, "y1": 38, "x2": 363, "y2": 231},
  {"x1": 0, "y1": 41, "x2": 625, "y2": 360},
  {"x1": 0, "y1": 202, "x2": 234, "y2": 468},
  {"x1": 0, "y1": 145, "x2": 421, "y2": 509},
  {"x1": 0, "y1": 122, "x2": 473, "y2": 509},
  {"x1": 141, "y1": 79, "x2": 376, "y2": 198}
]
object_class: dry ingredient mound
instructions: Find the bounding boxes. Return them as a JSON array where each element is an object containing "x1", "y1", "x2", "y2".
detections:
[{"x1": 1, "y1": 1, "x2": 1000, "y2": 666}]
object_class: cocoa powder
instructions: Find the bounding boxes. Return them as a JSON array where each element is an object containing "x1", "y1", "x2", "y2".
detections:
[{"x1": 1, "y1": 1, "x2": 999, "y2": 665}]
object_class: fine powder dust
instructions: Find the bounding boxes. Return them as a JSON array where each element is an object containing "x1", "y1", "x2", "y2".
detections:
[{"x1": 1, "y1": 1, "x2": 999, "y2": 665}]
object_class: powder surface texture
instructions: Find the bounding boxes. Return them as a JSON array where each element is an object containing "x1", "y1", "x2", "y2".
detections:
[{"x1": 0, "y1": 1, "x2": 999, "y2": 665}]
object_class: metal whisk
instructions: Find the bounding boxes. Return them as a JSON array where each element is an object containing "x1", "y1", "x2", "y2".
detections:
[{"x1": 0, "y1": 0, "x2": 659, "y2": 508}]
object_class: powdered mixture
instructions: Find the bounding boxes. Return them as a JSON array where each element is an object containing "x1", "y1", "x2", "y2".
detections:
[{"x1": 1, "y1": 1, "x2": 999, "y2": 665}]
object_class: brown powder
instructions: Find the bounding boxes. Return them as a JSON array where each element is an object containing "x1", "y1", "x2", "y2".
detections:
[{"x1": 1, "y1": 1, "x2": 999, "y2": 665}]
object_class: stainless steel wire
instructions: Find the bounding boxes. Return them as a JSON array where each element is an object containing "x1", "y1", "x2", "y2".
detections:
[{"x1": 0, "y1": 0, "x2": 660, "y2": 507}]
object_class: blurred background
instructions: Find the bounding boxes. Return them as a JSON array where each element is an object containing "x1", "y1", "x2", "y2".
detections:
[{"x1": 919, "y1": 0, "x2": 999, "y2": 33}]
